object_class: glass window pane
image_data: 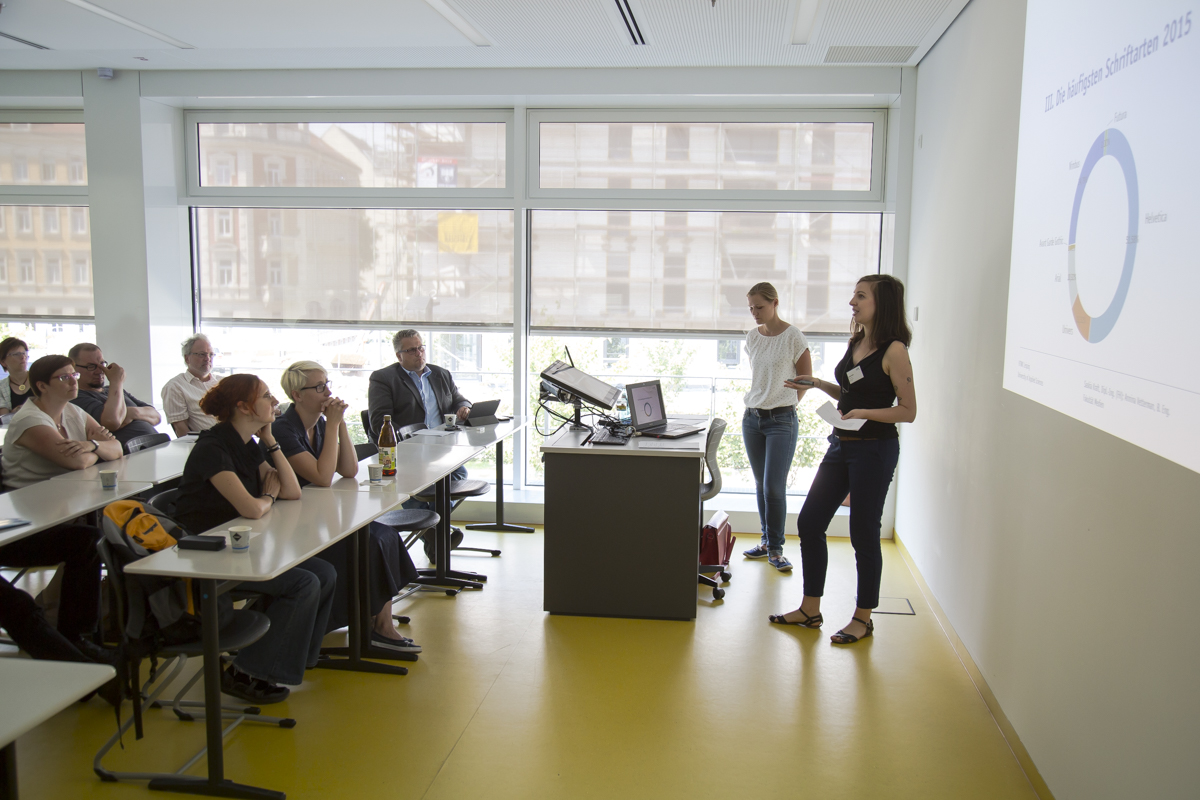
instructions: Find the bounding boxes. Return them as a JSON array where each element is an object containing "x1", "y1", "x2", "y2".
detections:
[
  {"x1": 540, "y1": 122, "x2": 871, "y2": 191},
  {"x1": 0, "y1": 124, "x2": 87, "y2": 186},
  {"x1": 0, "y1": 206, "x2": 93, "y2": 317},
  {"x1": 531, "y1": 210, "x2": 879, "y2": 334},
  {"x1": 197, "y1": 122, "x2": 506, "y2": 189},
  {"x1": 196, "y1": 208, "x2": 513, "y2": 326}
]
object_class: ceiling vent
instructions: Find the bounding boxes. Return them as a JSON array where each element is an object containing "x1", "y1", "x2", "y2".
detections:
[
  {"x1": 824, "y1": 45, "x2": 918, "y2": 64},
  {"x1": 610, "y1": 0, "x2": 647, "y2": 45}
]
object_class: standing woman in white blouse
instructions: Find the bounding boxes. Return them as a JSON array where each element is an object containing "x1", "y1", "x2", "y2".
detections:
[{"x1": 740, "y1": 282, "x2": 811, "y2": 571}]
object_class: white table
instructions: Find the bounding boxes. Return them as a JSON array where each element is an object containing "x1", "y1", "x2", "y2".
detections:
[
  {"x1": 0, "y1": 479, "x2": 154, "y2": 549},
  {"x1": 1, "y1": 659, "x2": 115, "y2": 799},
  {"x1": 49, "y1": 439, "x2": 193, "y2": 486},
  {"x1": 408, "y1": 416, "x2": 532, "y2": 534}
]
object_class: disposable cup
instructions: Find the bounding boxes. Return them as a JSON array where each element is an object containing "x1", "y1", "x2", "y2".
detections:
[
  {"x1": 228, "y1": 526, "x2": 252, "y2": 553},
  {"x1": 99, "y1": 470, "x2": 118, "y2": 489},
  {"x1": 368, "y1": 463, "x2": 384, "y2": 483}
]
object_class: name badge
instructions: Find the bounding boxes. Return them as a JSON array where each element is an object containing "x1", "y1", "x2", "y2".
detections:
[{"x1": 846, "y1": 366, "x2": 865, "y2": 384}]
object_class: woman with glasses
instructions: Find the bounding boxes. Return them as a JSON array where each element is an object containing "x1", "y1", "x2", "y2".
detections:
[
  {"x1": 173, "y1": 373, "x2": 336, "y2": 704},
  {"x1": 274, "y1": 361, "x2": 421, "y2": 654},
  {"x1": 0, "y1": 355, "x2": 122, "y2": 661},
  {"x1": 0, "y1": 337, "x2": 34, "y2": 416},
  {"x1": 1, "y1": 355, "x2": 122, "y2": 488}
]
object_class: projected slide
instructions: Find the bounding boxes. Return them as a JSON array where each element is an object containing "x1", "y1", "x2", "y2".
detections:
[{"x1": 1004, "y1": 0, "x2": 1200, "y2": 473}]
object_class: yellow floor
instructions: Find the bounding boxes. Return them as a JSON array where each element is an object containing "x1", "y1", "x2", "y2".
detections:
[{"x1": 12, "y1": 530, "x2": 1038, "y2": 800}]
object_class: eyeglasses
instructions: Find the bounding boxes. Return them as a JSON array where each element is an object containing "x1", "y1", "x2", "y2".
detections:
[
  {"x1": 78, "y1": 361, "x2": 108, "y2": 372},
  {"x1": 5, "y1": 351, "x2": 27, "y2": 360},
  {"x1": 188, "y1": 351, "x2": 216, "y2": 359},
  {"x1": 298, "y1": 381, "x2": 332, "y2": 394},
  {"x1": 399, "y1": 345, "x2": 426, "y2": 355},
  {"x1": 52, "y1": 372, "x2": 80, "y2": 383}
]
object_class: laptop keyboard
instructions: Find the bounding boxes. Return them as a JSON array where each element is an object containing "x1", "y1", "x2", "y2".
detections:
[{"x1": 589, "y1": 428, "x2": 630, "y2": 446}]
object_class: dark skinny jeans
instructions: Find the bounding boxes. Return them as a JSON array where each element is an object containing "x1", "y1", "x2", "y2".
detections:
[{"x1": 797, "y1": 436, "x2": 899, "y2": 610}]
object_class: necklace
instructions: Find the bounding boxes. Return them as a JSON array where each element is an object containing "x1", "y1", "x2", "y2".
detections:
[{"x1": 10, "y1": 376, "x2": 28, "y2": 393}]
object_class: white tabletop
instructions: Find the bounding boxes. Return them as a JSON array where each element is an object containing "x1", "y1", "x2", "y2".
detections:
[
  {"x1": 0, "y1": 658, "x2": 116, "y2": 746},
  {"x1": 329, "y1": 442, "x2": 486, "y2": 495},
  {"x1": 0, "y1": 479, "x2": 155, "y2": 549},
  {"x1": 541, "y1": 426, "x2": 708, "y2": 459},
  {"x1": 405, "y1": 415, "x2": 528, "y2": 450},
  {"x1": 50, "y1": 439, "x2": 194, "y2": 485},
  {"x1": 126, "y1": 483, "x2": 397, "y2": 582}
]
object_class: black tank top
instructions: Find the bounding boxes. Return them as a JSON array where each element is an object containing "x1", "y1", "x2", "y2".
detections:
[{"x1": 834, "y1": 339, "x2": 899, "y2": 439}]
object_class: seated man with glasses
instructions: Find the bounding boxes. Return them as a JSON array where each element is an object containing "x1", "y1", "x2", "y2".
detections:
[
  {"x1": 68, "y1": 343, "x2": 162, "y2": 454},
  {"x1": 368, "y1": 329, "x2": 473, "y2": 559},
  {"x1": 161, "y1": 333, "x2": 220, "y2": 437}
]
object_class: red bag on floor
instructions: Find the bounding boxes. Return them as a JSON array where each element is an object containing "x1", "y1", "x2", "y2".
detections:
[{"x1": 699, "y1": 510, "x2": 735, "y2": 568}]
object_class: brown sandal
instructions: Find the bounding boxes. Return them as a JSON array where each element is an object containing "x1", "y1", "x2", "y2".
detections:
[
  {"x1": 830, "y1": 616, "x2": 873, "y2": 644},
  {"x1": 768, "y1": 609, "x2": 823, "y2": 628}
]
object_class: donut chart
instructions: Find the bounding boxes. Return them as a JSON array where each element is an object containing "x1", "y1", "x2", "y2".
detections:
[{"x1": 1067, "y1": 128, "x2": 1138, "y2": 343}]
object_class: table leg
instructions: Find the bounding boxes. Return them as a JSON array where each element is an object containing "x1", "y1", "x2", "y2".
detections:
[
  {"x1": 2, "y1": 741, "x2": 17, "y2": 800},
  {"x1": 316, "y1": 528, "x2": 412, "y2": 673},
  {"x1": 415, "y1": 474, "x2": 486, "y2": 589},
  {"x1": 147, "y1": 579, "x2": 283, "y2": 798},
  {"x1": 465, "y1": 441, "x2": 533, "y2": 533}
]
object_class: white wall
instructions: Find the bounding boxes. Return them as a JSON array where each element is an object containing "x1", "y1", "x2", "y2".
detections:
[{"x1": 899, "y1": 0, "x2": 1200, "y2": 798}]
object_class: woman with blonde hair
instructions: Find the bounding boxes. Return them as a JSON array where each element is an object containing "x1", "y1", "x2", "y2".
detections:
[
  {"x1": 741, "y1": 282, "x2": 812, "y2": 572},
  {"x1": 274, "y1": 361, "x2": 421, "y2": 654}
]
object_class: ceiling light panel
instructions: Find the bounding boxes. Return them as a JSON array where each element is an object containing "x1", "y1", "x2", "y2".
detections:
[{"x1": 0, "y1": 0, "x2": 177, "y2": 50}]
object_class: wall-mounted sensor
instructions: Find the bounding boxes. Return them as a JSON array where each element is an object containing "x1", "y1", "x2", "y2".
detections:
[{"x1": 97, "y1": 67, "x2": 114, "y2": 79}]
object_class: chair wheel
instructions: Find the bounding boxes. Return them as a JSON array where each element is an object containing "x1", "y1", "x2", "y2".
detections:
[
  {"x1": 445, "y1": 590, "x2": 456, "y2": 596},
  {"x1": 720, "y1": 571, "x2": 732, "y2": 582},
  {"x1": 490, "y1": 550, "x2": 501, "y2": 556},
  {"x1": 393, "y1": 615, "x2": 410, "y2": 624},
  {"x1": 712, "y1": 588, "x2": 725, "y2": 600},
  {"x1": 279, "y1": 718, "x2": 297, "y2": 728}
]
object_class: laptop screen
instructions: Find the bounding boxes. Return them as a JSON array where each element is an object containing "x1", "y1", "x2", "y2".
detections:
[{"x1": 626, "y1": 380, "x2": 667, "y2": 431}]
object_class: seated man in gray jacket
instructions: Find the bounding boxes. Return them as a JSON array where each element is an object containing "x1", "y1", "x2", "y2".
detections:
[{"x1": 367, "y1": 329, "x2": 472, "y2": 558}]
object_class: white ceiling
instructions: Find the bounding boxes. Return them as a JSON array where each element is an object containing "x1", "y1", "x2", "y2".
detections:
[{"x1": 0, "y1": 0, "x2": 967, "y2": 71}]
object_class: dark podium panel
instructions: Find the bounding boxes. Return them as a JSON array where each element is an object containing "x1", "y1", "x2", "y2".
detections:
[{"x1": 543, "y1": 449, "x2": 702, "y2": 620}]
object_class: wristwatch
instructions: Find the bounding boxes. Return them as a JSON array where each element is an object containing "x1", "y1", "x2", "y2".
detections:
[{"x1": 89, "y1": 440, "x2": 99, "y2": 452}]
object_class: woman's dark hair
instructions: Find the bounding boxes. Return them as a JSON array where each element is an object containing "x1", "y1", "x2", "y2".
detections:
[
  {"x1": 0, "y1": 337, "x2": 28, "y2": 362},
  {"x1": 850, "y1": 274, "x2": 912, "y2": 349},
  {"x1": 199, "y1": 374, "x2": 264, "y2": 422},
  {"x1": 28, "y1": 355, "x2": 75, "y2": 398}
]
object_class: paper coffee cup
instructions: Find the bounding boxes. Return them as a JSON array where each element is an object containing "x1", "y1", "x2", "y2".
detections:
[
  {"x1": 228, "y1": 526, "x2": 252, "y2": 553},
  {"x1": 444, "y1": 413, "x2": 457, "y2": 428},
  {"x1": 368, "y1": 463, "x2": 383, "y2": 483},
  {"x1": 99, "y1": 469, "x2": 118, "y2": 489}
]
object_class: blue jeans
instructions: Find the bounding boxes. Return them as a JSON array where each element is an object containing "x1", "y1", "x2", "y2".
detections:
[
  {"x1": 234, "y1": 556, "x2": 336, "y2": 686},
  {"x1": 402, "y1": 464, "x2": 469, "y2": 512},
  {"x1": 742, "y1": 408, "x2": 799, "y2": 554},
  {"x1": 797, "y1": 436, "x2": 899, "y2": 609}
]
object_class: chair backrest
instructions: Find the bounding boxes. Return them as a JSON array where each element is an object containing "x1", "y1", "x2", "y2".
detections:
[
  {"x1": 360, "y1": 409, "x2": 374, "y2": 440},
  {"x1": 397, "y1": 422, "x2": 426, "y2": 441},
  {"x1": 354, "y1": 442, "x2": 378, "y2": 460},
  {"x1": 146, "y1": 488, "x2": 182, "y2": 518},
  {"x1": 700, "y1": 418, "x2": 727, "y2": 502},
  {"x1": 125, "y1": 432, "x2": 171, "y2": 453}
]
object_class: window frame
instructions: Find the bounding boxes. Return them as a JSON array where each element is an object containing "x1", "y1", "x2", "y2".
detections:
[
  {"x1": 528, "y1": 108, "x2": 888, "y2": 206},
  {"x1": 184, "y1": 110, "x2": 515, "y2": 202}
]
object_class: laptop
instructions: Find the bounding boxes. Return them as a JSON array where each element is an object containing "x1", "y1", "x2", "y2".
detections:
[
  {"x1": 466, "y1": 399, "x2": 503, "y2": 426},
  {"x1": 625, "y1": 380, "x2": 706, "y2": 439}
]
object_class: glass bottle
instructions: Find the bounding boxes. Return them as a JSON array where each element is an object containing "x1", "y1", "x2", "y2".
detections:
[{"x1": 378, "y1": 414, "x2": 397, "y2": 477}]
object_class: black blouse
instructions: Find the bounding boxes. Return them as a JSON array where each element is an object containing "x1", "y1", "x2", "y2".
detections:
[
  {"x1": 834, "y1": 339, "x2": 900, "y2": 440},
  {"x1": 174, "y1": 421, "x2": 265, "y2": 535},
  {"x1": 269, "y1": 405, "x2": 325, "y2": 488}
]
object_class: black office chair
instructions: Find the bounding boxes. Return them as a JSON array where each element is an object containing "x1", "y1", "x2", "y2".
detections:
[
  {"x1": 395, "y1": 423, "x2": 497, "y2": 561},
  {"x1": 360, "y1": 410, "x2": 374, "y2": 441},
  {"x1": 697, "y1": 419, "x2": 732, "y2": 600},
  {"x1": 146, "y1": 488, "x2": 181, "y2": 517},
  {"x1": 125, "y1": 432, "x2": 171, "y2": 453},
  {"x1": 93, "y1": 537, "x2": 290, "y2": 786}
]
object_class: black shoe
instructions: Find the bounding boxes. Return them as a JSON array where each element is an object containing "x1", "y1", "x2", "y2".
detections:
[
  {"x1": 370, "y1": 631, "x2": 422, "y2": 653},
  {"x1": 220, "y1": 665, "x2": 290, "y2": 704},
  {"x1": 74, "y1": 637, "x2": 123, "y2": 668},
  {"x1": 422, "y1": 529, "x2": 465, "y2": 563}
]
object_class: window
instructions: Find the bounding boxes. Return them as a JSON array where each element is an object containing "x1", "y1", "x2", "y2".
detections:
[
  {"x1": 44, "y1": 255, "x2": 61, "y2": 284},
  {"x1": 72, "y1": 255, "x2": 89, "y2": 285},
  {"x1": 602, "y1": 336, "x2": 628, "y2": 364},
  {"x1": 0, "y1": 207, "x2": 5, "y2": 234},
  {"x1": 217, "y1": 258, "x2": 234, "y2": 286},
  {"x1": 538, "y1": 118, "x2": 877, "y2": 192},
  {"x1": 217, "y1": 210, "x2": 233, "y2": 237},
  {"x1": 42, "y1": 207, "x2": 59, "y2": 235},
  {"x1": 197, "y1": 121, "x2": 506, "y2": 189},
  {"x1": 0, "y1": 124, "x2": 87, "y2": 186},
  {"x1": 19, "y1": 255, "x2": 34, "y2": 284},
  {"x1": 195, "y1": 207, "x2": 514, "y2": 326},
  {"x1": 15, "y1": 206, "x2": 32, "y2": 233},
  {"x1": 70, "y1": 208, "x2": 87, "y2": 235},
  {"x1": 717, "y1": 339, "x2": 741, "y2": 366},
  {"x1": 0, "y1": 254, "x2": 7, "y2": 282},
  {"x1": 267, "y1": 259, "x2": 283, "y2": 286}
]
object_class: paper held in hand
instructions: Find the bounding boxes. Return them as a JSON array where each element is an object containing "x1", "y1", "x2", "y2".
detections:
[{"x1": 816, "y1": 401, "x2": 867, "y2": 432}]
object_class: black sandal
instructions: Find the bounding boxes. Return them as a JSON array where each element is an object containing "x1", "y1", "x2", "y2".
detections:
[
  {"x1": 830, "y1": 616, "x2": 873, "y2": 644},
  {"x1": 768, "y1": 609, "x2": 823, "y2": 628}
]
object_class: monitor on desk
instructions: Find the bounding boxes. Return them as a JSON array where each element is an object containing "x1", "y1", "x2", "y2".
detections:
[{"x1": 539, "y1": 360, "x2": 620, "y2": 410}]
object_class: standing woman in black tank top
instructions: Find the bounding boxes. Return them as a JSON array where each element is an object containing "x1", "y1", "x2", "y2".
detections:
[{"x1": 768, "y1": 275, "x2": 917, "y2": 644}]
